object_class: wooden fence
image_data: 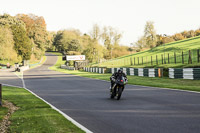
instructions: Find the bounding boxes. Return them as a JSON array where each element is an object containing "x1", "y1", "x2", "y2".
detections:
[{"x1": 100, "y1": 49, "x2": 200, "y2": 67}]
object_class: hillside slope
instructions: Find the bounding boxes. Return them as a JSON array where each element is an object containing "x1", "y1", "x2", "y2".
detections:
[{"x1": 93, "y1": 35, "x2": 200, "y2": 68}]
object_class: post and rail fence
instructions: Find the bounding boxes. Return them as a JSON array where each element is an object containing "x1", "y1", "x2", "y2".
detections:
[{"x1": 99, "y1": 49, "x2": 200, "y2": 67}]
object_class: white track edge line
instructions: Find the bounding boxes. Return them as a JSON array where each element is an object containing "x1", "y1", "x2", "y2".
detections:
[
  {"x1": 2, "y1": 83, "x2": 93, "y2": 133},
  {"x1": 13, "y1": 71, "x2": 93, "y2": 133},
  {"x1": 23, "y1": 87, "x2": 93, "y2": 133}
]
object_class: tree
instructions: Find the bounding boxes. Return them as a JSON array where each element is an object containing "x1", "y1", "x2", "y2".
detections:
[
  {"x1": 53, "y1": 31, "x2": 63, "y2": 51},
  {"x1": 0, "y1": 14, "x2": 31, "y2": 61},
  {"x1": 68, "y1": 39, "x2": 81, "y2": 52},
  {"x1": 46, "y1": 31, "x2": 56, "y2": 51},
  {"x1": 101, "y1": 26, "x2": 122, "y2": 59},
  {"x1": 181, "y1": 31, "x2": 188, "y2": 38},
  {"x1": 53, "y1": 29, "x2": 81, "y2": 54},
  {"x1": 156, "y1": 34, "x2": 164, "y2": 47},
  {"x1": 172, "y1": 33, "x2": 185, "y2": 41},
  {"x1": 0, "y1": 14, "x2": 26, "y2": 29},
  {"x1": 11, "y1": 24, "x2": 32, "y2": 60},
  {"x1": 195, "y1": 29, "x2": 200, "y2": 36},
  {"x1": 163, "y1": 36, "x2": 174, "y2": 44},
  {"x1": 0, "y1": 26, "x2": 18, "y2": 62},
  {"x1": 80, "y1": 33, "x2": 104, "y2": 63},
  {"x1": 186, "y1": 30, "x2": 195, "y2": 38},
  {"x1": 79, "y1": 33, "x2": 91, "y2": 50},
  {"x1": 82, "y1": 37, "x2": 95, "y2": 62},
  {"x1": 90, "y1": 24, "x2": 101, "y2": 41},
  {"x1": 144, "y1": 21, "x2": 157, "y2": 48},
  {"x1": 16, "y1": 14, "x2": 49, "y2": 59},
  {"x1": 135, "y1": 36, "x2": 146, "y2": 50},
  {"x1": 83, "y1": 40, "x2": 104, "y2": 63}
]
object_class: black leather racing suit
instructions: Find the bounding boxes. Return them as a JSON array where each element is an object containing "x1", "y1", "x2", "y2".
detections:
[{"x1": 110, "y1": 71, "x2": 127, "y2": 89}]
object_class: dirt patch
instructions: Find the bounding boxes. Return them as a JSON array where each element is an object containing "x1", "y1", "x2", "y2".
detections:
[{"x1": 0, "y1": 101, "x2": 19, "y2": 133}]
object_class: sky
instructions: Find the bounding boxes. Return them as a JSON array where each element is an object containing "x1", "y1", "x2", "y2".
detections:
[{"x1": 0, "y1": 0, "x2": 200, "y2": 46}]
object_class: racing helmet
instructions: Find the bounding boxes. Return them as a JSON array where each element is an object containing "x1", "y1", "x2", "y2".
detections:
[{"x1": 118, "y1": 69, "x2": 123, "y2": 74}]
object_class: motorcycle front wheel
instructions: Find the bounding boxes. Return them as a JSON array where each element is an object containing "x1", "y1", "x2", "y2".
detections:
[
  {"x1": 116, "y1": 87, "x2": 123, "y2": 100},
  {"x1": 110, "y1": 89, "x2": 115, "y2": 99}
]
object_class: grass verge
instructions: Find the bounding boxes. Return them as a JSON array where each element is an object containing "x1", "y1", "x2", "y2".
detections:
[
  {"x1": 49, "y1": 55, "x2": 200, "y2": 92},
  {"x1": 0, "y1": 105, "x2": 8, "y2": 122},
  {"x1": 1, "y1": 86, "x2": 84, "y2": 133}
]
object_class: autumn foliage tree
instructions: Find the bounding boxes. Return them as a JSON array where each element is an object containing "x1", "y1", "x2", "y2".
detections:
[
  {"x1": 172, "y1": 33, "x2": 185, "y2": 41},
  {"x1": 195, "y1": 29, "x2": 200, "y2": 36},
  {"x1": 16, "y1": 14, "x2": 49, "y2": 59},
  {"x1": 0, "y1": 14, "x2": 31, "y2": 61}
]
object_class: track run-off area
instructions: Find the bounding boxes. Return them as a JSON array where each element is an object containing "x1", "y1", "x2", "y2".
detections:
[{"x1": 1, "y1": 53, "x2": 200, "y2": 133}]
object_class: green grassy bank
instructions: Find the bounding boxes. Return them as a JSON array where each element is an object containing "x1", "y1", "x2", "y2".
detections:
[{"x1": 92, "y1": 35, "x2": 200, "y2": 68}]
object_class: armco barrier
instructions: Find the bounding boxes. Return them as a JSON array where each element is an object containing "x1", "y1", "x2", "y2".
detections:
[
  {"x1": 169, "y1": 68, "x2": 200, "y2": 80},
  {"x1": 84, "y1": 67, "x2": 163, "y2": 77},
  {"x1": 84, "y1": 67, "x2": 106, "y2": 74},
  {"x1": 111, "y1": 68, "x2": 162, "y2": 77}
]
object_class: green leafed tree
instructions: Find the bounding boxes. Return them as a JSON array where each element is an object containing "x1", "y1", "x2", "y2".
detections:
[
  {"x1": 46, "y1": 31, "x2": 56, "y2": 51},
  {"x1": 0, "y1": 14, "x2": 32, "y2": 61},
  {"x1": 11, "y1": 24, "x2": 32, "y2": 60},
  {"x1": 0, "y1": 26, "x2": 18, "y2": 62},
  {"x1": 53, "y1": 29, "x2": 81, "y2": 54},
  {"x1": 68, "y1": 39, "x2": 81, "y2": 52}
]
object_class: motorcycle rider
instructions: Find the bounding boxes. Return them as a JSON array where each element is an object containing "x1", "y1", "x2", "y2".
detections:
[{"x1": 110, "y1": 69, "x2": 128, "y2": 90}]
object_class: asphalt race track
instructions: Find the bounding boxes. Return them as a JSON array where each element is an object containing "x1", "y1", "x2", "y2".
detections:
[
  {"x1": 3, "y1": 53, "x2": 200, "y2": 133},
  {"x1": 0, "y1": 68, "x2": 23, "y2": 87}
]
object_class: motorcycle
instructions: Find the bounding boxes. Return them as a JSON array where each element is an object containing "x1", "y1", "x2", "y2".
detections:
[{"x1": 110, "y1": 76, "x2": 127, "y2": 100}]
